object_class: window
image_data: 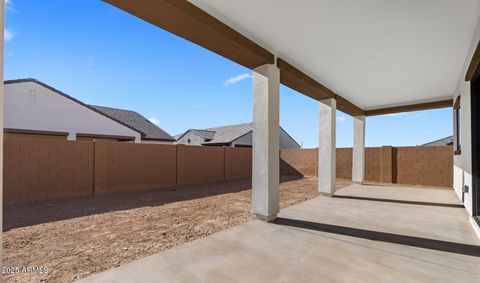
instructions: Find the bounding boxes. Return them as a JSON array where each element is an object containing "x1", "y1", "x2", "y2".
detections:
[
  {"x1": 187, "y1": 139, "x2": 191, "y2": 144},
  {"x1": 454, "y1": 96, "x2": 461, "y2": 155}
]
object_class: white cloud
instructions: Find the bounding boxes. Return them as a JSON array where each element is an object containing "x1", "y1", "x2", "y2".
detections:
[
  {"x1": 4, "y1": 28, "x2": 14, "y2": 42},
  {"x1": 223, "y1": 73, "x2": 252, "y2": 87},
  {"x1": 385, "y1": 113, "x2": 404, "y2": 117},
  {"x1": 413, "y1": 113, "x2": 425, "y2": 119},
  {"x1": 336, "y1": 116, "x2": 346, "y2": 122},
  {"x1": 5, "y1": 0, "x2": 14, "y2": 10},
  {"x1": 385, "y1": 112, "x2": 425, "y2": 118},
  {"x1": 148, "y1": 118, "x2": 160, "y2": 126}
]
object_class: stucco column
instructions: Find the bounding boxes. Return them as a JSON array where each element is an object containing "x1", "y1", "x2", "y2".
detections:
[
  {"x1": 318, "y1": 98, "x2": 336, "y2": 195},
  {"x1": 1, "y1": 0, "x2": 5, "y2": 268},
  {"x1": 252, "y1": 64, "x2": 280, "y2": 222},
  {"x1": 352, "y1": 116, "x2": 365, "y2": 184}
]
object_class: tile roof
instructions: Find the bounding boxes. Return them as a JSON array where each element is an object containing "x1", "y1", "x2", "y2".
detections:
[
  {"x1": 202, "y1": 123, "x2": 253, "y2": 144},
  {"x1": 191, "y1": 129, "x2": 216, "y2": 140},
  {"x1": 176, "y1": 122, "x2": 300, "y2": 147},
  {"x1": 175, "y1": 123, "x2": 253, "y2": 145},
  {"x1": 422, "y1": 136, "x2": 454, "y2": 146},
  {"x1": 90, "y1": 105, "x2": 175, "y2": 141}
]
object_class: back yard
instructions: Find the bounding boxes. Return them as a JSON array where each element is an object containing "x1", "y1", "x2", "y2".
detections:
[{"x1": 2, "y1": 177, "x2": 351, "y2": 282}]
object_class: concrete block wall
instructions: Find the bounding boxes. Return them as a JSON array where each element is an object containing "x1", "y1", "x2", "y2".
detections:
[
  {"x1": 396, "y1": 146, "x2": 453, "y2": 187},
  {"x1": 364, "y1": 147, "x2": 383, "y2": 182},
  {"x1": 280, "y1": 148, "x2": 318, "y2": 176},
  {"x1": 94, "y1": 142, "x2": 177, "y2": 194},
  {"x1": 225, "y1": 147, "x2": 252, "y2": 181},
  {"x1": 4, "y1": 136, "x2": 94, "y2": 204},
  {"x1": 177, "y1": 145, "x2": 225, "y2": 186},
  {"x1": 336, "y1": 148, "x2": 352, "y2": 180},
  {"x1": 280, "y1": 146, "x2": 453, "y2": 187},
  {"x1": 280, "y1": 148, "x2": 361, "y2": 180},
  {"x1": 4, "y1": 139, "x2": 254, "y2": 204},
  {"x1": 3, "y1": 135, "x2": 453, "y2": 204}
]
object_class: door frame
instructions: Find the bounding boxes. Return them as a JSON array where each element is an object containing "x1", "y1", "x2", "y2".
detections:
[{"x1": 471, "y1": 72, "x2": 480, "y2": 225}]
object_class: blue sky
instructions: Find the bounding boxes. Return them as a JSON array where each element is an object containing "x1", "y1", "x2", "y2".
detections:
[{"x1": 4, "y1": 0, "x2": 453, "y2": 148}]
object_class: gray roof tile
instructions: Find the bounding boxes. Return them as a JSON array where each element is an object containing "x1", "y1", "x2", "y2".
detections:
[
  {"x1": 191, "y1": 129, "x2": 216, "y2": 140},
  {"x1": 422, "y1": 136, "x2": 453, "y2": 146},
  {"x1": 202, "y1": 123, "x2": 252, "y2": 144},
  {"x1": 90, "y1": 105, "x2": 175, "y2": 141}
]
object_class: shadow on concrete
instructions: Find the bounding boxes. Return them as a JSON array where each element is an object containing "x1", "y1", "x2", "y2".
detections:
[
  {"x1": 332, "y1": 195, "x2": 464, "y2": 208},
  {"x1": 3, "y1": 175, "x2": 302, "y2": 232},
  {"x1": 274, "y1": 218, "x2": 480, "y2": 257}
]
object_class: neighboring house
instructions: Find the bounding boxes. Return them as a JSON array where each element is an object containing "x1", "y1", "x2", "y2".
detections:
[
  {"x1": 175, "y1": 122, "x2": 300, "y2": 149},
  {"x1": 422, "y1": 136, "x2": 453, "y2": 146},
  {"x1": 4, "y1": 78, "x2": 175, "y2": 143},
  {"x1": 90, "y1": 105, "x2": 175, "y2": 144}
]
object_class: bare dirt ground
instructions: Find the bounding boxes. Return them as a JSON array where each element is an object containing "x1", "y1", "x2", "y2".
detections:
[{"x1": 3, "y1": 176, "x2": 351, "y2": 283}]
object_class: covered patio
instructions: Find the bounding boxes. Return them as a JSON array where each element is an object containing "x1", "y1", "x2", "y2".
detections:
[
  {"x1": 80, "y1": 183, "x2": 480, "y2": 282},
  {"x1": 91, "y1": 0, "x2": 480, "y2": 224},
  {"x1": 75, "y1": 0, "x2": 479, "y2": 281},
  {"x1": 1, "y1": 0, "x2": 480, "y2": 281}
]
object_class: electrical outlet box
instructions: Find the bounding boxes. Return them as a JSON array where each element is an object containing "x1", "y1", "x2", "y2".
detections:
[{"x1": 463, "y1": 185, "x2": 469, "y2": 193}]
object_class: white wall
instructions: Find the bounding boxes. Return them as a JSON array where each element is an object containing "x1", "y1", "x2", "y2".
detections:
[
  {"x1": 232, "y1": 129, "x2": 299, "y2": 149},
  {"x1": 5, "y1": 81, "x2": 141, "y2": 142},
  {"x1": 175, "y1": 131, "x2": 205, "y2": 146},
  {"x1": 231, "y1": 131, "x2": 252, "y2": 147},
  {"x1": 453, "y1": 15, "x2": 480, "y2": 217}
]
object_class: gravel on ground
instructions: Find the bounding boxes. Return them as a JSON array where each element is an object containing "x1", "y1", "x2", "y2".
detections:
[{"x1": 2, "y1": 176, "x2": 351, "y2": 283}]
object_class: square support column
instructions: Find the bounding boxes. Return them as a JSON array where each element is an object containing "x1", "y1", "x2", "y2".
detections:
[
  {"x1": 352, "y1": 116, "x2": 365, "y2": 184},
  {"x1": 318, "y1": 98, "x2": 336, "y2": 195},
  {"x1": 252, "y1": 64, "x2": 280, "y2": 222}
]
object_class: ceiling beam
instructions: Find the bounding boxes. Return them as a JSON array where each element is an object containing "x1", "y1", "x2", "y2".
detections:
[
  {"x1": 335, "y1": 95, "x2": 365, "y2": 116},
  {"x1": 104, "y1": 0, "x2": 365, "y2": 116},
  {"x1": 466, "y1": 39, "x2": 480, "y2": 81},
  {"x1": 277, "y1": 58, "x2": 335, "y2": 101},
  {"x1": 103, "y1": 0, "x2": 274, "y2": 69},
  {"x1": 365, "y1": 99, "x2": 453, "y2": 116}
]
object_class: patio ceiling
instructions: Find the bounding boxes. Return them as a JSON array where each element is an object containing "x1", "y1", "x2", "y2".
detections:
[{"x1": 104, "y1": 0, "x2": 479, "y2": 115}]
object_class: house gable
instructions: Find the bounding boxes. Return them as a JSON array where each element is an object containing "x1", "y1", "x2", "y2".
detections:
[{"x1": 4, "y1": 79, "x2": 142, "y2": 142}]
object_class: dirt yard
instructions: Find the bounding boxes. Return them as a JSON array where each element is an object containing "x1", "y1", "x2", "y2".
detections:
[{"x1": 3, "y1": 176, "x2": 351, "y2": 283}]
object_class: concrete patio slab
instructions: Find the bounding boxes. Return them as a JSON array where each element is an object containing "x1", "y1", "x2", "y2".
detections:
[{"x1": 78, "y1": 184, "x2": 480, "y2": 283}]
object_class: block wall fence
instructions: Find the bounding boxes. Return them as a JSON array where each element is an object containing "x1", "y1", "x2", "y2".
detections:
[
  {"x1": 280, "y1": 146, "x2": 453, "y2": 187},
  {"x1": 4, "y1": 135, "x2": 452, "y2": 204}
]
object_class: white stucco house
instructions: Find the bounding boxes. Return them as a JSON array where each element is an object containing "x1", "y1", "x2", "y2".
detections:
[
  {"x1": 4, "y1": 78, "x2": 175, "y2": 143},
  {"x1": 175, "y1": 122, "x2": 300, "y2": 149}
]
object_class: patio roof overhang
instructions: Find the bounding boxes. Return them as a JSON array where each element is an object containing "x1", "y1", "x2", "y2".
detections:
[{"x1": 103, "y1": 0, "x2": 479, "y2": 116}]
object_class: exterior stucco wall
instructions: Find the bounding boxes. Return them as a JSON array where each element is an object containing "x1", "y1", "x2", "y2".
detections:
[
  {"x1": 5, "y1": 81, "x2": 142, "y2": 142},
  {"x1": 231, "y1": 131, "x2": 252, "y2": 147},
  {"x1": 232, "y1": 129, "x2": 299, "y2": 149},
  {"x1": 175, "y1": 131, "x2": 206, "y2": 146},
  {"x1": 453, "y1": 82, "x2": 473, "y2": 215},
  {"x1": 452, "y1": 16, "x2": 480, "y2": 216}
]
